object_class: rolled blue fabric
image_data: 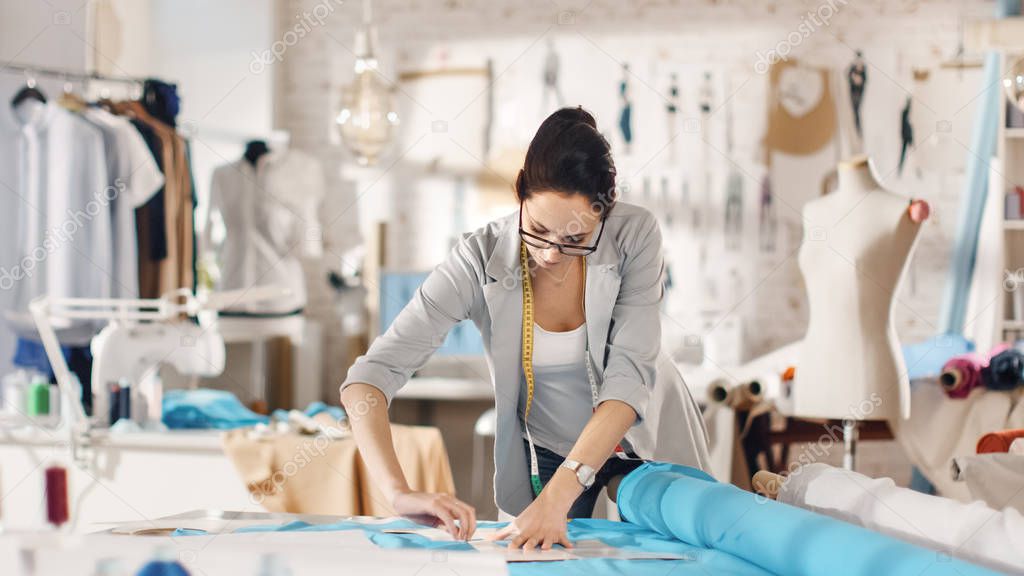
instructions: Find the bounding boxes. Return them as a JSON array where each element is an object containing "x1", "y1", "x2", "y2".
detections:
[{"x1": 617, "y1": 463, "x2": 999, "y2": 576}]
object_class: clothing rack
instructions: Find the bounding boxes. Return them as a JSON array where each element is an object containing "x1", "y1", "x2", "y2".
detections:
[{"x1": 0, "y1": 62, "x2": 154, "y2": 86}]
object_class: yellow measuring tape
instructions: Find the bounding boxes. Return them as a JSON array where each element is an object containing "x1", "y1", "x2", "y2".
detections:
[{"x1": 519, "y1": 241, "x2": 587, "y2": 497}]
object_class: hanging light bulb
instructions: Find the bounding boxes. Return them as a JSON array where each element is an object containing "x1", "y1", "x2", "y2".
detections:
[{"x1": 336, "y1": 0, "x2": 399, "y2": 166}]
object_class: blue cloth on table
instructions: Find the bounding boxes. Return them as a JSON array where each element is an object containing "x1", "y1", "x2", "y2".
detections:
[
  {"x1": 168, "y1": 516, "x2": 769, "y2": 574},
  {"x1": 269, "y1": 401, "x2": 347, "y2": 423},
  {"x1": 902, "y1": 334, "x2": 974, "y2": 379},
  {"x1": 617, "y1": 462, "x2": 1000, "y2": 576},
  {"x1": 162, "y1": 389, "x2": 268, "y2": 430}
]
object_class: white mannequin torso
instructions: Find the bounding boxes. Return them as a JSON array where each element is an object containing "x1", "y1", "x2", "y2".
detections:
[{"x1": 794, "y1": 156, "x2": 924, "y2": 421}]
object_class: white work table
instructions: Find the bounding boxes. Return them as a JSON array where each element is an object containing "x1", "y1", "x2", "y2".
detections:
[{"x1": 0, "y1": 424, "x2": 254, "y2": 533}]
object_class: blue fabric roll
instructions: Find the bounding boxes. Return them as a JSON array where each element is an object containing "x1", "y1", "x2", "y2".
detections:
[
  {"x1": 617, "y1": 463, "x2": 999, "y2": 576},
  {"x1": 162, "y1": 389, "x2": 268, "y2": 430}
]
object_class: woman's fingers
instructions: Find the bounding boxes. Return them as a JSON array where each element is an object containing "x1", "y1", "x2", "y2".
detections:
[
  {"x1": 450, "y1": 500, "x2": 477, "y2": 540},
  {"x1": 508, "y1": 532, "x2": 528, "y2": 550},
  {"x1": 558, "y1": 532, "x2": 573, "y2": 549},
  {"x1": 493, "y1": 522, "x2": 517, "y2": 541},
  {"x1": 432, "y1": 504, "x2": 458, "y2": 539},
  {"x1": 522, "y1": 537, "x2": 540, "y2": 551}
]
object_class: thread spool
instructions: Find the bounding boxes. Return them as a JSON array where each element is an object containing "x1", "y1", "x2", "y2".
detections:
[
  {"x1": 731, "y1": 379, "x2": 766, "y2": 410},
  {"x1": 707, "y1": 378, "x2": 734, "y2": 405},
  {"x1": 983, "y1": 348, "x2": 1024, "y2": 391},
  {"x1": 976, "y1": 429, "x2": 1024, "y2": 454},
  {"x1": 940, "y1": 354, "x2": 984, "y2": 399},
  {"x1": 44, "y1": 465, "x2": 69, "y2": 528}
]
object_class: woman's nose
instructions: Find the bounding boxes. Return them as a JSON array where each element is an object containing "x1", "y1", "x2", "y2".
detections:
[{"x1": 542, "y1": 246, "x2": 561, "y2": 263}]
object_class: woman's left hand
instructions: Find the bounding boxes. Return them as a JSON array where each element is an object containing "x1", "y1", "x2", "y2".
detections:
[{"x1": 493, "y1": 490, "x2": 574, "y2": 550}]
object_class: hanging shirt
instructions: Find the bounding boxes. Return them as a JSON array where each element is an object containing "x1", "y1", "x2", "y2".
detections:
[
  {"x1": 0, "y1": 99, "x2": 111, "y2": 345},
  {"x1": 83, "y1": 107, "x2": 164, "y2": 299},
  {"x1": 204, "y1": 150, "x2": 324, "y2": 314},
  {"x1": 517, "y1": 322, "x2": 593, "y2": 456}
]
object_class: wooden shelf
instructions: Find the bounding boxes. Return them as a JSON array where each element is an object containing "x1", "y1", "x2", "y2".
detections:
[
  {"x1": 1007, "y1": 128, "x2": 1024, "y2": 139},
  {"x1": 1005, "y1": 220, "x2": 1024, "y2": 230},
  {"x1": 1003, "y1": 320, "x2": 1024, "y2": 330}
]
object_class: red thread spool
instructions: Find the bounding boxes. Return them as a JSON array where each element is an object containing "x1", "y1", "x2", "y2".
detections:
[{"x1": 44, "y1": 466, "x2": 69, "y2": 527}]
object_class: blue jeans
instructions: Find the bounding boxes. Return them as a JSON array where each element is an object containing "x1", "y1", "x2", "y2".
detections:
[{"x1": 525, "y1": 440, "x2": 646, "y2": 518}]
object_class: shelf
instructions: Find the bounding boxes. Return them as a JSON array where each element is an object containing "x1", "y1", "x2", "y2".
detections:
[
  {"x1": 1007, "y1": 128, "x2": 1024, "y2": 139},
  {"x1": 1004, "y1": 320, "x2": 1024, "y2": 330},
  {"x1": 967, "y1": 17, "x2": 1024, "y2": 52},
  {"x1": 1004, "y1": 220, "x2": 1024, "y2": 230}
]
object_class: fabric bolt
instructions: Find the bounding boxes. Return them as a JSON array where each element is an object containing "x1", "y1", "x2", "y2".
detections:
[
  {"x1": 518, "y1": 322, "x2": 593, "y2": 456},
  {"x1": 981, "y1": 348, "x2": 1024, "y2": 390},
  {"x1": 204, "y1": 150, "x2": 323, "y2": 314},
  {"x1": 616, "y1": 462, "x2": 1000, "y2": 576},
  {"x1": 976, "y1": 428, "x2": 1024, "y2": 454},
  {"x1": 222, "y1": 423, "x2": 455, "y2": 516},
  {"x1": 83, "y1": 107, "x2": 165, "y2": 299},
  {"x1": 952, "y1": 453, "x2": 1024, "y2": 514},
  {"x1": 777, "y1": 463, "x2": 1024, "y2": 573}
]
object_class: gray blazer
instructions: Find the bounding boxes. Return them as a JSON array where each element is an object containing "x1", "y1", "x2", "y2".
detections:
[{"x1": 341, "y1": 202, "x2": 710, "y2": 515}]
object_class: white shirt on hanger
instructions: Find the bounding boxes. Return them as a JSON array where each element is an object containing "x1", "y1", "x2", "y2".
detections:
[
  {"x1": 0, "y1": 98, "x2": 112, "y2": 344},
  {"x1": 83, "y1": 107, "x2": 164, "y2": 299}
]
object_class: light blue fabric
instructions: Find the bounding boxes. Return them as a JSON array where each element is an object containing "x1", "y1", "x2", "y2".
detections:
[
  {"x1": 161, "y1": 389, "x2": 268, "y2": 430},
  {"x1": 939, "y1": 0, "x2": 1020, "y2": 333},
  {"x1": 269, "y1": 401, "x2": 347, "y2": 424},
  {"x1": 167, "y1": 516, "x2": 768, "y2": 574},
  {"x1": 902, "y1": 334, "x2": 974, "y2": 379},
  {"x1": 616, "y1": 462, "x2": 1000, "y2": 576}
]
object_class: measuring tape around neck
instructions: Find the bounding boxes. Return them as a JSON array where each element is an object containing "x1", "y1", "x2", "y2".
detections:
[{"x1": 519, "y1": 242, "x2": 626, "y2": 498}]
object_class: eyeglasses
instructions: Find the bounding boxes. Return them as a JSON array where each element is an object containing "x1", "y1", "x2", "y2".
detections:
[{"x1": 518, "y1": 203, "x2": 607, "y2": 256}]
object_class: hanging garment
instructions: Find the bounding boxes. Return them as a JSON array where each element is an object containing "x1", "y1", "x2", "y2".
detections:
[
  {"x1": 847, "y1": 54, "x2": 867, "y2": 137},
  {"x1": 759, "y1": 174, "x2": 777, "y2": 253},
  {"x1": 724, "y1": 171, "x2": 743, "y2": 250},
  {"x1": 899, "y1": 97, "x2": 914, "y2": 175},
  {"x1": 205, "y1": 150, "x2": 324, "y2": 314},
  {"x1": 116, "y1": 101, "x2": 194, "y2": 297},
  {"x1": 778, "y1": 463, "x2": 1024, "y2": 574},
  {"x1": 618, "y1": 67, "x2": 633, "y2": 151},
  {"x1": 83, "y1": 107, "x2": 164, "y2": 299},
  {"x1": 0, "y1": 99, "x2": 112, "y2": 345},
  {"x1": 763, "y1": 60, "x2": 837, "y2": 156}
]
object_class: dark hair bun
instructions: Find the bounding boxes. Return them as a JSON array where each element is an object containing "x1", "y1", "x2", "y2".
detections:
[{"x1": 516, "y1": 106, "x2": 616, "y2": 207}]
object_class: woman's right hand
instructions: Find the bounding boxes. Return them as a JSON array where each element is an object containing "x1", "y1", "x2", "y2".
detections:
[{"x1": 392, "y1": 490, "x2": 477, "y2": 541}]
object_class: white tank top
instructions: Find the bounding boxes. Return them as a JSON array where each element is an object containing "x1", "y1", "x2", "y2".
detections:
[{"x1": 517, "y1": 322, "x2": 593, "y2": 456}]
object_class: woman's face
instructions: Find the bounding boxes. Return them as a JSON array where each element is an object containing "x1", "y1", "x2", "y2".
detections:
[{"x1": 520, "y1": 191, "x2": 603, "y2": 273}]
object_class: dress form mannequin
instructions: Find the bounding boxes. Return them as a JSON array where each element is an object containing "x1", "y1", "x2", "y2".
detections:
[{"x1": 794, "y1": 156, "x2": 928, "y2": 432}]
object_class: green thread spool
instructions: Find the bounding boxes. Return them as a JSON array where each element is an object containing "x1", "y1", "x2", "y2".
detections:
[{"x1": 27, "y1": 379, "x2": 50, "y2": 417}]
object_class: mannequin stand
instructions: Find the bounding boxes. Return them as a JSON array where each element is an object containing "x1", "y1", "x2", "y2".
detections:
[{"x1": 843, "y1": 419, "x2": 859, "y2": 471}]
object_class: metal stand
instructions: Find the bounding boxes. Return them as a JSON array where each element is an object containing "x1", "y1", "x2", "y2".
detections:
[{"x1": 842, "y1": 419, "x2": 859, "y2": 471}]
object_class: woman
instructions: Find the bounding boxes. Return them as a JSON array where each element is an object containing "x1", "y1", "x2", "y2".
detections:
[{"x1": 340, "y1": 107, "x2": 710, "y2": 550}]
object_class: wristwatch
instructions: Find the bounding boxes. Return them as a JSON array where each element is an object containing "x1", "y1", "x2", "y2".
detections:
[{"x1": 560, "y1": 459, "x2": 596, "y2": 489}]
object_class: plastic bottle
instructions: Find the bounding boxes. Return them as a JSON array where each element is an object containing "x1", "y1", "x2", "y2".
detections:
[{"x1": 1, "y1": 370, "x2": 29, "y2": 415}]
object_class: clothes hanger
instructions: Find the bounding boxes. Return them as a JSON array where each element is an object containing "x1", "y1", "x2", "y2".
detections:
[
  {"x1": 244, "y1": 140, "x2": 270, "y2": 166},
  {"x1": 11, "y1": 72, "x2": 47, "y2": 108},
  {"x1": 57, "y1": 76, "x2": 87, "y2": 112}
]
